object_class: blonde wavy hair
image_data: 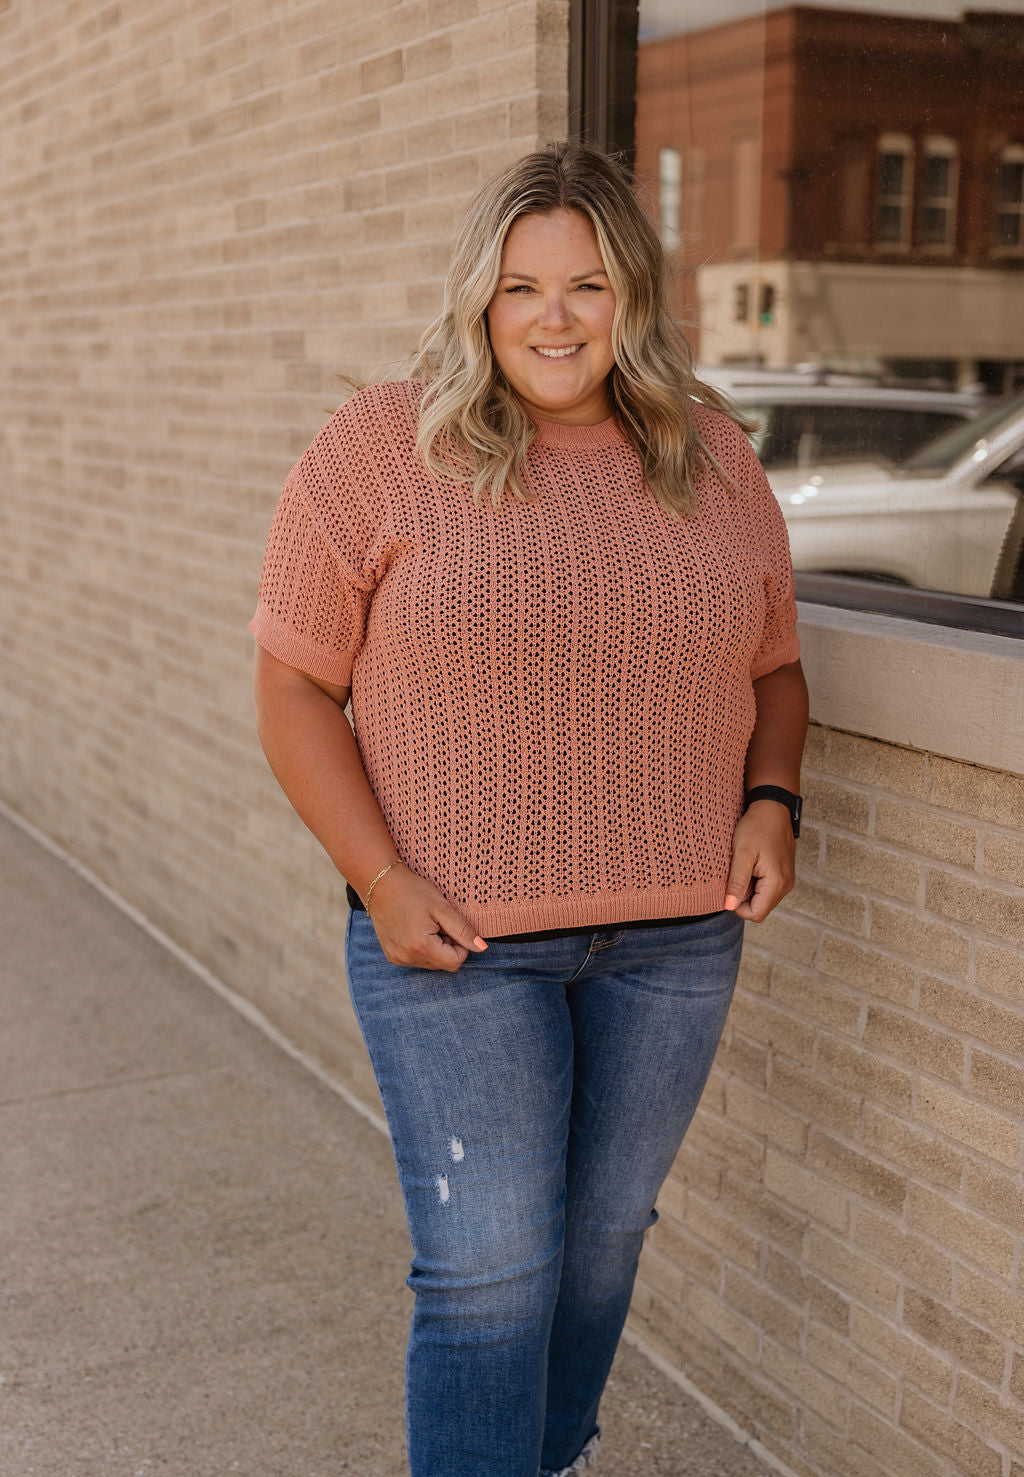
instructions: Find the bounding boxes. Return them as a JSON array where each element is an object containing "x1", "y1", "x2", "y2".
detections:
[{"x1": 411, "y1": 140, "x2": 751, "y2": 518}]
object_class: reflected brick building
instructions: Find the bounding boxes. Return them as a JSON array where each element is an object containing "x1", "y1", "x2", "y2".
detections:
[{"x1": 635, "y1": 6, "x2": 1024, "y2": 390}]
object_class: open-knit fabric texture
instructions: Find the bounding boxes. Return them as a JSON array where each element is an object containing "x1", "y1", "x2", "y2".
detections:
[{"x1": 249, "y1": 380, "x2": 800, "y2": 937}]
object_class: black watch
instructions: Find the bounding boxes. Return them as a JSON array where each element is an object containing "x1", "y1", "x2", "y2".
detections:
[{"x1": 744, "y1": 785, "x2": 802, "y2": 838}]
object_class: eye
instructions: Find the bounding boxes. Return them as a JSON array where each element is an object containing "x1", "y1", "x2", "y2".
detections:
[
  {"x1": 503, "y1": 284, "x2": 534, "y2": 294},
  {"x1": 576, "y1": 282, "x2": 606, "y2": 292}
]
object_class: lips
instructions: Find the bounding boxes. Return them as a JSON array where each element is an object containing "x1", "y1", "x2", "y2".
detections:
[{"x1": 533, "y1": 345, "x2": 582, "y2": 359}]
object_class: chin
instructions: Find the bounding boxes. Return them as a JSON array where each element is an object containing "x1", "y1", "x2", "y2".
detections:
[{"x1": 528, "y1": 381, "x2": 589, "y2": 407}]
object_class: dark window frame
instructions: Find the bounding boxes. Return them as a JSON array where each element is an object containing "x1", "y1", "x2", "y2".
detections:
[
  {"x1": 573, "y1": 0, "x2": 1024, "y2": 640},
  {"x1": 568, "y1": 0, "x2": 639, "y2": 164}
]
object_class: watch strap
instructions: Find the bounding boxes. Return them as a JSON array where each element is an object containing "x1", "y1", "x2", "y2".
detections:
[{"x1": 744, "y1": 785, "x2": 802, "y2": 837}]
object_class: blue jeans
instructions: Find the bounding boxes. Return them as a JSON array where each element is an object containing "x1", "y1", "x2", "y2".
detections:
[{"x1": 345, "y1": 908, "x2": 744, "y2": 1477}]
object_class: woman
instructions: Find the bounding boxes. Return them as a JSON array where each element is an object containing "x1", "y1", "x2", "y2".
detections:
[{"x1": 250, "y1": 141, "x2": 808, "y2": 1477}]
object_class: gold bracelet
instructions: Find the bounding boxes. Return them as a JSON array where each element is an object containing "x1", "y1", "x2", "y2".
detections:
[{"x1": 364, "y1": 860, "x2": 401, "y2": 916}]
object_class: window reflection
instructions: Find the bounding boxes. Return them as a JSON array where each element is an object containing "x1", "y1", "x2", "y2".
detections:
[
  {"x1": 876, "y1": 135, "x2": 912, "y2": 249},
  {"x1": 658, "y1": 146, "x2": 682, "y2": 249},
  {"x1": 633, "y1": 0, "x2": 1024, "y2": 604},
  {"x1": 996, "y1": 143, "x2": 1024, "y2": 248},
  {"x1": 920, "y1": 137, "x2": 957, "y2": 251}
]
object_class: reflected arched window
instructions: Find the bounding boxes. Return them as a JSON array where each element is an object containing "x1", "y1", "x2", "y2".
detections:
[
  {"x1": 876, "y1": 132, "x2": 913, "y2": 248},
  {"x1": 658, "y1": 146, "x2": 681, "y2": 251},
  {"x1": 921, "y1": 135, "x2": 958, "y2": 250},
  {"x1": 732, "y1": 136, "x2": 759, "y2": 254},
  {"x1": 995, "y1": 143, "x2": 1024, "y2": 249}
]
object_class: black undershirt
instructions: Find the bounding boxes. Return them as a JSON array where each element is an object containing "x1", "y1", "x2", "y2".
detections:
[{"x1": 346, "y1": 882, "x2": 716, "y2": 941}]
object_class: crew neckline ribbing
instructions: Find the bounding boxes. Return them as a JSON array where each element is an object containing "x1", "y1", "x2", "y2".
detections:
[{"x1": 531, "y1": 415, "x2": 627, "y2": 450}]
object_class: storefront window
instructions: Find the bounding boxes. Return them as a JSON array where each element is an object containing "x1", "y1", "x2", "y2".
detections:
[{"x1": 615, "y1": 0, "x2": 1024, "y2": 633}]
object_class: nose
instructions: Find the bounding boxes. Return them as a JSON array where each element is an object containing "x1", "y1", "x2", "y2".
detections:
[{"x1": 537, "y1": 291, "x2": 573, "y2": 330}]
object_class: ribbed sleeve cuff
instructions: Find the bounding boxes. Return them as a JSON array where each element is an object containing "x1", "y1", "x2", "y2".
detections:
[
  {"x1": 248, "y1": 606, "x2": 356, "y2": 686},
  {"x1": 750, "y1": 629, "x2": 801, "y2": 681}
]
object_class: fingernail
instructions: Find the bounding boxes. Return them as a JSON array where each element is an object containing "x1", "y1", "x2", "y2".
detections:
[
  {"x1": 724, "y1": 896, "x2": 738, "y2": 910},
  {"x1": 474, "y1": 935, "x2": 488, "y2": 949}
]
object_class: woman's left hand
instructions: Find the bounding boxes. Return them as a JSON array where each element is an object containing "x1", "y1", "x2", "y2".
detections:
[{"x1": 723, "y1": 800, "x2": 797, "y2": 922}]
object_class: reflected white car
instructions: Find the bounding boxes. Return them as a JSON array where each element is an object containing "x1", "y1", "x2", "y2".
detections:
[
  {"x1": 768, "y1": 390, "x2": 1024, "y2": 600},
  {"x1": 698, "y1": 366, "x2": 982, "y2": 470}
]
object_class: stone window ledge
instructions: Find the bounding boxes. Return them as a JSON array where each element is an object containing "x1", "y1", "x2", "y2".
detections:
[{"x1": 797, "y1": 603, "x2": 1024, "y2": 778}]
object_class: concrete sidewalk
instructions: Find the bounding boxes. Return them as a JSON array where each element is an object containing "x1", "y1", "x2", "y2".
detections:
[{"x1": 0, "y1": 811, "x2": 777, "y2": 1477}]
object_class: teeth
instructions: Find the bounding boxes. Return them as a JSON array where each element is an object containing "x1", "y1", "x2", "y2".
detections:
[{"x1": 535, "y1": 345, "x2": 581, "y2": 358}]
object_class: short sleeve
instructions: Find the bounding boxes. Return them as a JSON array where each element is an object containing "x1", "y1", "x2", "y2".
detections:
[
  {"x1": 747, "y1": 456, "x2": 800, "y2": 680},
  {"x1": 248, "y1": 469, "x2": 375, "y2": 686},
  {"x1": 697, "y1": 405, "x2": 801, "y2": 681},
  {"x1": 249, "y1": 384, "x2": 416, "y2": 684}
]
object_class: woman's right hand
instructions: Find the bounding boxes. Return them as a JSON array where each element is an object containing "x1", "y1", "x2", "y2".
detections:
[
  {"x1": 252, "y1": 649, "x2": 487, "y2": 973},
  {"x1": 364, "y1": 864, "x2": 488, "y2": 973}
]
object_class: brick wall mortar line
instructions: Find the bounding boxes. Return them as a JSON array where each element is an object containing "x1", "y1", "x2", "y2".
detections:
[
  {"x1": 6, "y1": 94, "x2": 535, "y2": 206},
  {"x1": 812, "y1": 723, "x2": 926, "y2": 762},
  {"x1": 6, "y1": 48, "x2": 533, "y2": 145},
  {"x1": 964, "y1": 1036, "x2": 1024, "y2": 1081},
  {"x1": 787, "y1": 1111, "x2": 977, "y2": 1215},
  {"x1": 787, "y1": 873, "x2": 874, "y2": 938},
  {"x1": 2, "y1": 151, "x2": 481, "y2": 237},
  {"x1": 803, "y1": 796, "x2": 989, "y2": 865},
  {"x1": 923, "y1": 868, "x2": 1024, "y2": 907},
  {"x1": 621, "y1": 1326, "x2": 802, "y2": 1477},
  {"x1": 0, "y1": 35, "x2": 119, "y2": 107},
  {"x1": 674, "y1": 1190, "x2": 803, "y2": 1289},
  {"x1": 866, "y1": 892, "x2": 972, "y2": 942}
]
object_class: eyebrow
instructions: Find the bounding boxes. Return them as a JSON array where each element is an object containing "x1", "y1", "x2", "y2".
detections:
[{"x1": 497, "y1": 269, "x2": 609, "y2": 283}]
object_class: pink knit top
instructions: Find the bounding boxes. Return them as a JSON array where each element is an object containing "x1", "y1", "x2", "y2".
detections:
[{"x1": 250, "y1": 380, "x2": 800, "y2": 936}]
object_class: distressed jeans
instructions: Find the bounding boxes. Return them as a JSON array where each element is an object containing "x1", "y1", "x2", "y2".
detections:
[{"x1": 344, "y1": 907, "x2": 744, "y2": 1477}]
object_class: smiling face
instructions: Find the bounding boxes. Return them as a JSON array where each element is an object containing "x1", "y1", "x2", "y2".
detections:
[{"x1": 485, "y1": 208, "x2": 617, "y2": 426}]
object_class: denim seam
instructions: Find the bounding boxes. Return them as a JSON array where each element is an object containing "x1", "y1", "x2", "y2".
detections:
[
  {"x1": 563, "y1": 930, "x2": 623, "y2": 984},
  {"x1": 563, "y1": 949, "x2": 595, "y2": 985}
]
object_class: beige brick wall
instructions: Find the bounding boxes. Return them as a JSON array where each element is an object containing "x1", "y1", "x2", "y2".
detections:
[
  {"x1": 0, "y1": 0, "x2": 567, "y2": 1108},
  {"x1": 631, "y1": 723, "x2": 1024, "y2": 1477}
]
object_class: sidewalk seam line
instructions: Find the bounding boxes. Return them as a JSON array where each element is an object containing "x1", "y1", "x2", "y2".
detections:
[
  {"x1": 0, "y1": 1064, "x2": 235, "y2": 1110},
  {"x1": 620, "y1": 1327, "x2": 802, "y2": 1477},
  {"x1": 0, "y1": 798, "x2": 390, "y2": 1141}
]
